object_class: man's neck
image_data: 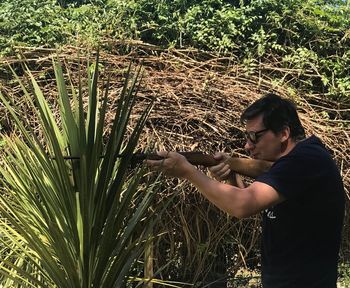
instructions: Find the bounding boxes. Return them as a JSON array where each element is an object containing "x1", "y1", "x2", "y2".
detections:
[{"x1": 280, "y1": 139, "x2": 297, "y2": 158}]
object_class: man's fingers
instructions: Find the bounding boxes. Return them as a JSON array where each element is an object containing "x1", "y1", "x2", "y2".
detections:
[
  {"x1": 213, "y1": 152, "x2": 227, "y2": 161},
  {"x1": 146, "y1": 151, "x2": 168, "y2": 167},
  {"x1": 209, "y1": 162, "x2": 231, "y2": 181},
  {"x1": 145, "y1": 151, "x2": 192, "y2": 178},
  {"x1": 146, "y1": 158, "x2": 165, "y2": 169},
  {"x1": 219, "y1": 167, "x2": 231, "y2": 179},
  {"x1": 209, "y1": 162, "x2": 226, "y2": 173},
  {"x1": 146, "y1": 151, "x2": 179, "y2": 172},
  {"x1": 216, "y1": 169, "x2": 231, "y2": 181},
  {"x1": 156, "y1": 151, "x2": 169, "y2": 158},
  {"x1": 209, "y1": 163, "x2": 230, "y2": 175}
]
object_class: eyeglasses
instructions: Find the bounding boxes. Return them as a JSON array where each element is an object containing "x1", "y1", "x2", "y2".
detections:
[{"x1": 244, "y1": 128, "x2": 269, "y2": 144}]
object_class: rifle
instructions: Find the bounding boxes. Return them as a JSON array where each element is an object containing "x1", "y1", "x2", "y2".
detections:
[
  {"x1": 131, "y1": 151, "x2": 273, "y2": 178},
  {"x1": 56, "y1": 151, "x2": 273, "y2": 178}
]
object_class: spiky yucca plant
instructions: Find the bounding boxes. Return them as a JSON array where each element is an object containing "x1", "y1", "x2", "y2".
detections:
[{"x1": 0, "y1": 53, "x2": 159, "y2": 287}]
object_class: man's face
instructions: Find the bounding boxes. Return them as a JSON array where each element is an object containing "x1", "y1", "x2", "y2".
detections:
[{"x1": 244, "y1": 114, "x2": 286, "y2": 161}]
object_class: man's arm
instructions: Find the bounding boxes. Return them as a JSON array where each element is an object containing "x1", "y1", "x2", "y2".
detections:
[{"x1": 147, "y1": 151, "x2": 285, "y2": 218}]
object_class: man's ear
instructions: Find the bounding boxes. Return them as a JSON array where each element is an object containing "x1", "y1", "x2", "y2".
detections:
[{"x1": 280, "y1": 126, "x2": 291, "y2": 142}]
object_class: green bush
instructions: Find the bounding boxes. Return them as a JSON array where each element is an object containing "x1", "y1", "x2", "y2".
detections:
[
  {"x1": 0, "y1": 0, "x2": 349, "y2": 99},
  {"x1": 0, "y1": 0, "x2": 68, "y2": 54}
]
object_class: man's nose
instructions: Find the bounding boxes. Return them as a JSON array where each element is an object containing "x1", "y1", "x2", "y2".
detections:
[{"x1": 244, "y1": 140, "x2": 255, "y2": 152}]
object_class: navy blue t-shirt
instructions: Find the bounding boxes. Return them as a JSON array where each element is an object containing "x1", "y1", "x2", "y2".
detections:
[{"x1": 256, "y1": 135, "x2": 345, "y2": 288}]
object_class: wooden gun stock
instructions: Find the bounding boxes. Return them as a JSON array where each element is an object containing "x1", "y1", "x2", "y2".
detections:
[{"x1": 133, "y1": 151, "x2": 273, "y2": 178}]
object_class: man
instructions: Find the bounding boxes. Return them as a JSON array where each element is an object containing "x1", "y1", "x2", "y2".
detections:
[{"x1": 147, "y1": 93, "x2": 345, "y2": 287}]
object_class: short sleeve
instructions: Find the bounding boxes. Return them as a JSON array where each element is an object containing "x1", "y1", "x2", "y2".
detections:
[{"x1": 256, "y1": 151, "x2": 326, "y2": 200}]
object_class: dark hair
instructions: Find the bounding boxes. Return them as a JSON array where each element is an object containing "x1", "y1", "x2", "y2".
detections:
[{"x1": 240, "y1": 93, "x2": 305, "y2": 141}]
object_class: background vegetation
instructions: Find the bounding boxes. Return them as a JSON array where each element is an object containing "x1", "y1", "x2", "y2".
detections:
[
  {"x1": 0, "y1": 0, "x2": 349, "y2": 286},
  {"x1": 1, "y1": 0, "x2": 349, "y2": 101}
]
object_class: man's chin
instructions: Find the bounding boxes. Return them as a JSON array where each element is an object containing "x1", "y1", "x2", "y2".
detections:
[{"x1": 252, "y1": 154, "x2": 270, "y2": 161}]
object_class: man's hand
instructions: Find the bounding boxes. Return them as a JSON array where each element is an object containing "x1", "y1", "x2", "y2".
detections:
[
  {"x1": 209, "y1": 152, "x2": 245, "y2": 187},
  {"x1": 209, "y1": 152, "x2": 232, "y2": 181},
  {"x1": 146, "y1": 151, "x2": 195, "y2": 179}
]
